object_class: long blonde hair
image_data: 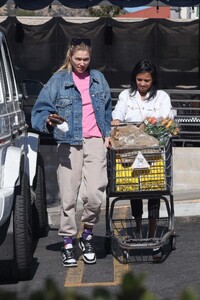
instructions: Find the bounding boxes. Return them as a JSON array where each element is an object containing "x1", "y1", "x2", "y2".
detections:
[{"x1": 57, "y1": 43, "x2": 92, "y2": 73}]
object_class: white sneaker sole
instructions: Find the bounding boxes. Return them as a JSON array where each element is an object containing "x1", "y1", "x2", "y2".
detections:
[
  {"x1": 79, "y1": 241, "x2": 96, "y2": 264},
  {"x1": 63, "y1": 261, "x2": 78, "y2": 267}
]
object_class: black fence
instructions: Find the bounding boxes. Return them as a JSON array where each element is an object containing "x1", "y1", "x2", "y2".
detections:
[{"x1": 1, "y1": 16, "x2": 200, "y2": 89}]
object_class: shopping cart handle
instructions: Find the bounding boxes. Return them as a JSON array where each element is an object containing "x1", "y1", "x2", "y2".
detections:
[{"x1": 111, "y1": 122, "x2": 142, "y2": 127}]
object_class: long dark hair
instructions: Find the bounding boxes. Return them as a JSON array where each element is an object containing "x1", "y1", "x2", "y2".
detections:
[{"x1": 130, "y1": 60, "x2": 158, "y2": 100}]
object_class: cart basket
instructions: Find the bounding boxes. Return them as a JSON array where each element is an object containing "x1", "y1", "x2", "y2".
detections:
[{"x1": 107, "y1": 138, "x2": 172, "y2": 197}]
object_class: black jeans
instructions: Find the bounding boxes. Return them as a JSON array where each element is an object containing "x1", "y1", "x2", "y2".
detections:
[{"x1": 130, "y1": 198, "x2": 160, "y2": 219}]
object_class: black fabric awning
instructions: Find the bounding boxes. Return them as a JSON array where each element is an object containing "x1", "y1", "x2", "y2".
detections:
[
  {"x1": 1, "y1": 16, "x2": 199, "y2": 89},
  {"x1": 3, "y1": 0, "x2": 200, "y2": 10}
]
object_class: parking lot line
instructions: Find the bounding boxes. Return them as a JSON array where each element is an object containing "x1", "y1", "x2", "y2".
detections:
[
  {"x1": 64, "y1": 206, "x2": 130, "y2": 287},
  {"x1": 64, "y1": 260, "x2": 84, "y2": 286},
  {"x1": 64, "y1": 256, "x2": 130, "y2": 287}
]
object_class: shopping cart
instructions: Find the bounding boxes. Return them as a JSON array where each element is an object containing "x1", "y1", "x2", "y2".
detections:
[{"x1": 105, "y1": 137, "x2": 176, "y2": 263}]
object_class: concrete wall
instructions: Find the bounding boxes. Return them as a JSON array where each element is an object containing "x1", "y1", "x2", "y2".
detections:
[
  {"x1": 172, "y1": 147, "x2": 200, "y2": 200},
  {"x1": 40, "y1": 145, "x2": 200, "y2": 206}
]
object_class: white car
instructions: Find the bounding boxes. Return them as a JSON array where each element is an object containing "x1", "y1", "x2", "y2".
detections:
[{"x1": 0, "y1": 28, "x2": 48, "y2": 281}]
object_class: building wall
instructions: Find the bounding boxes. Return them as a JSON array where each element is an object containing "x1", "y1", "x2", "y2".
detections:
[
  {"x1": 40, "y1": 145, "x2": 200, "y2": 206},
  {"x1": 172, "y1": 7, "x2": 199, "y2": 19}
]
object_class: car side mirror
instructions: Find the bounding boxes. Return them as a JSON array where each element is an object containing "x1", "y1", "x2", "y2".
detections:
[{"x1": 21, "y1": 79, "x2": 43, "y2": 100}]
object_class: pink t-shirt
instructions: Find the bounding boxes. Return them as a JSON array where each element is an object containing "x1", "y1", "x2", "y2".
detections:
[{"x1": 72, "y1": 71, "x2": 102, "y2": 138}]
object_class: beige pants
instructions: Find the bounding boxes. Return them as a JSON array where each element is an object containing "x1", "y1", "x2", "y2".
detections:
[{"x1": 57, "y1": 138, "x2": 107, "y2": 237}]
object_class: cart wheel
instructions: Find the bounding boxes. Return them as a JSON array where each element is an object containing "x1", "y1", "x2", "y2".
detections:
[
  {"x1": 122, "y1": 250, "x2": 129, "y2": 264},
  {"x1": 170, "y1": 235, "x2": 176, "y2": 251},
  {"x1": 152, "y1": 247, "x2": 163, "y2": 263},
  {"x1": 104, "y1": 235, "x2": 111, "y2": 254}
]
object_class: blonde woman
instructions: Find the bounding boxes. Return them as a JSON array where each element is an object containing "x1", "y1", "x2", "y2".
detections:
[{"x1": 32, "y1": 38, "x2": 112, "y2": 267}]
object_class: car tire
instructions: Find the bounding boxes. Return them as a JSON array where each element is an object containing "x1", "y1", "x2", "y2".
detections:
[
  {"x1": 13, "y1": 169, "x2": 33, "y2": 281},
  {"x1": 32, "y1": 153, "x2": 49, "y2": 238}
]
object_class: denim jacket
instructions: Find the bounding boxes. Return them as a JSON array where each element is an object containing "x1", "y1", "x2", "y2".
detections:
[{"x1": 31, "y1": 69, "x2": 112, "y2": 145}]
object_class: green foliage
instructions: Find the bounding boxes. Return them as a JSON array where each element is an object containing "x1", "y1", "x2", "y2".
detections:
[
  {"x1": 88, "y1": 6, "x2": 124, "y2": 17},
  {"x1": 117, "y1": 272, "x2": 155, "y2": 300},
  {"x1": 92, "y1": 287, "x2": 112, "y2": 300},
  {"x1": 0, "y1": 272, "x2": 199, "y2": 300},
  {"x1": 180, "y1": 287, "x2": 200, "y2": 300},
  {"x1": 0, "y1": 290, "x2": 18, "y2": 300},
  {"x1": 2, "y1": 4, "x2": 37, "y2": 16},
  {"x1": 1, "y1": 4, "x2": 89, "y2": 17},
  {"x1": 15, "y1": 10, "x2": 37, "y2": 16}
]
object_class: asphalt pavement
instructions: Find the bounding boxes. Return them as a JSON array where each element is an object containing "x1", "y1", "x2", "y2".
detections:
[
  {"x1": 0, "y1": 196, "x2": 200, "y2": 300},
  {"x1": 47, "y1": 195, "x2": 200, "y2": 300}
]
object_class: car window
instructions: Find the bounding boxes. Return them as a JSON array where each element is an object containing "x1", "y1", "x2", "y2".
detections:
[
  {"x1": 0, "y1": 60, "x2": 5, "y2": 103},
  {"x1": 0, "y1": 44, "x2": 9, "y2": 102},
  {"x1": 1, "y1": 39, "x2": 18, "y2": 103}
]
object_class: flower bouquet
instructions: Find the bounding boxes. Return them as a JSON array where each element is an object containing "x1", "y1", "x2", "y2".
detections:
[{"x1": 143, "y1": 116, "x2": 180, "y2": 145}]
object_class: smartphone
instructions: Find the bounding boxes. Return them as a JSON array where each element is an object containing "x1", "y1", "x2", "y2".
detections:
[{"x1": 48, "y1": 115, "x2": 66, "y2": 125}]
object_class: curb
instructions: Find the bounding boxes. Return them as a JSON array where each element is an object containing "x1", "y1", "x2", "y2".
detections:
[{"x1": 47, "y1": 198, "x2": 200, "y2": 226}]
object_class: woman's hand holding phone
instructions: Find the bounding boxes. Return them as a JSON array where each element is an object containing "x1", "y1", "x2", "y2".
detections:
[
  {"x1": 48, "y1": 114, "x2": 66, "y2": 126},
  {"x1": 47, "y1": 114, "x2": 69, "y2": 132}
]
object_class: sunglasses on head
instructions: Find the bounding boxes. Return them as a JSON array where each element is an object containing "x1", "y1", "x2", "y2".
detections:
[{"x1": 70, "y1": 38, "x2": 91, "y2": 47}]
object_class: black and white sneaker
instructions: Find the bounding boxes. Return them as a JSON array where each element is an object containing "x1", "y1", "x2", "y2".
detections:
[
  {"x1": 62, "y1": 245, "x2": 77, "y2": 267},
  {"x1": 79, "y1": 234, "x2": 96, "y2": 264}
]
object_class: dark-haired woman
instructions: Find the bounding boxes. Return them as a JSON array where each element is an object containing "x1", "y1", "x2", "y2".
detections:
[
  {"x1": 32, "y1": 38, "x2": 112, "y2": 267},
  {"x1": 112, "y1": 60, "x2": 173, "y2": 238}
]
